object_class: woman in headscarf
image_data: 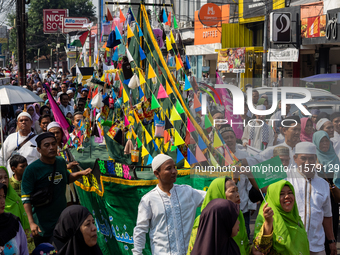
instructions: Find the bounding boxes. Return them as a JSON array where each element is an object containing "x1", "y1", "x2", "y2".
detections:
[
  {"x1": 33, "y1": 103, "x2": 41, "y2": 117},
  {"x1": 313, "y1": 130, "x2": 340, "y2": 246},
  {"x1": 310, "y1": 109, "x2": 320, "y2": 130},
  {"x1": 191, "y1": 198, "x2": 240, "y2": 255},
  {"x1": 0, "y1": 166, "x2": 35, "y2": 252},
  {"x1": 253, "y1": 180, "x2": 309, "y2": 255},
  {"x1": 187, "y1": 177, "x2": 249, "y2": 255},
  {"x1": 300, "y1": 117, "x2": 313, "y2": 142},
  {"x1": 26, "y1": 104, "x2": 40, "y2": 132},
  {"x1": 0, "y1": 183, "x2": 29, "y2": 254},
  {"x1": 257, "y1": 98, "x2": 268, "y2": 108},
  {"x1": 39, "y1": 93, "x2": 48, "y2": 107},
  {"x1": 53, "y1": 205, "x2": 103, "y2": 255}
]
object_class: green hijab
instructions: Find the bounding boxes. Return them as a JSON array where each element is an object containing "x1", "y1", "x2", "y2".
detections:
[
  {"x1": 190, "y1": 177, "x2": 249, "y2": 255},
  {"x1": 0, "y1": 166, "x2": 30, "y2": 231},
  {"x1": 254, "y1": 180, "x2": 309, "y2": 255},
  {"x1": 39, "y1": 93, "x2": 47, "y2": 107},
  {"x1": 257, "y1": 98, "x2": 268, "y2": 106}
]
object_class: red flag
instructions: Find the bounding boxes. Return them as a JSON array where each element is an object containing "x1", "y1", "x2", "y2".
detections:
[
  {"x1": 120, "y1": 9, "x2": 126, "y2": 23},
  {"x1": 79, "y1": 31, "x2": 89, "y2": 47},
  {"x1": 165, "y1": 12, "x2": 171, "y2": 26},
  {"x1": 177, "y1": 53, "x2": 184, "y2": 67},
  {"x1": 107, "y1": 8, "x2": 113, "y2": 21}
]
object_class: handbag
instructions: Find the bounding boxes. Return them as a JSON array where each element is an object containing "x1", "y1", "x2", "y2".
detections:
[{"x1": 30, "y1": 161, "x2": 56, "y2": 208}]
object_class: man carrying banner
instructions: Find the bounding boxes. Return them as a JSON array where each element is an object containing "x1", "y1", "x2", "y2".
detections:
[
  {"x1": 132, "y1": 154, "x2": 206, "y2": 255},
  {"x1": 287, "y1": 142, "x2": 336, "y2": 255}
]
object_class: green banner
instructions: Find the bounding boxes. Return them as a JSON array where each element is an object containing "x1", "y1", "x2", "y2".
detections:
[
  {"x1": 251, "y1": 156, "x2": 287, "y2": 189},
  {"x1": 75, "y1": 171, "x2": 214, "y2": 255}
]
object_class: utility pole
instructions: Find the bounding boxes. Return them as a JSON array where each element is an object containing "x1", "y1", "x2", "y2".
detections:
[
  {"x1": 16, "y1": 0, "x2": 24, "y2": 85},
  {"x1": 57, "y1": 33, "x2": 59, "y2": 72},
  {"x1": 22, "y1": 0, "x2": 27, "y2": 78},
  {"x1": 262, "y1": 0, "x2": 268, "y2": 87}
]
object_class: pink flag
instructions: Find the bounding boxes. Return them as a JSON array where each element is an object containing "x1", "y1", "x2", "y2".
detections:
[
  {"x1": 195, "y1": 145, "x2": 207, "y2": 162},
  {"x1": 187, "y1": 117, "x2": 196, "y2": 132},
  {"x1": 157, "y1": 84, "x2": 168, "y2": 99},
  {"x1": 215, "y1": 72, "x2": 243, "y2": 139},
  {"x1": 124, "y1": 115, "x2": 130, "y2": 126}
]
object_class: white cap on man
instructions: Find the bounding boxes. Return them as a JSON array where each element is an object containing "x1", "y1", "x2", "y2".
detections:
[
  {"x1": 17, "y1": 112, "x2": 32, "y2": 121},
  {"x1": 152, "y1": 154, "x2": 173, "y2": 171},
  {"x1": 295, "y1": 142, "x2": 317, "y2": 155},
  {"x1": 47, "y1": 121, "x2": 61, "y2": 131}
]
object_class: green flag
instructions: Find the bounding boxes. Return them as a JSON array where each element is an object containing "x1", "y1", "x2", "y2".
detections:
[
  {"x1": 251, "y1": 156, "x2": 287, "y2": 189},
  {"x1": 151, "y1": 94, "x2": 160, "y2": 109}
]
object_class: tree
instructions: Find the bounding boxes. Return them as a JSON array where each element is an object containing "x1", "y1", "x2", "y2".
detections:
[{"x1": 7, "y1": 0, "x2": 96, "y2": 62}]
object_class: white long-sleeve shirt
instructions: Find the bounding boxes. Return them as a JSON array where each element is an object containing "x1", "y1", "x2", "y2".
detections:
[
  {"x1": 132, "y1": 184, "x2": 206, "y2": 255},
  {"x1": 59, "y1": 104, "x2": 74, "y2": 116},
  {"x1": 0, "y1": 131, "x2": 40, "y2": 176},
  {"x1": 286, "y1": 170, "x2": 332, "y2": 252},
  {"x1": 242, "y1": 121, "x2": 274, "y2": 151}
]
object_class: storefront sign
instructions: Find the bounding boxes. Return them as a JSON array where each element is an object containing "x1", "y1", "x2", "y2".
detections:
[
  {"x1": 62, "y1": 17, "x2": 89, "y2": 33},
  {"x1": 217, "y1": 48, "x2": 246, "y2": 73},
  {"x1": 326, "y1": 13, "x2": 338, "y2": 40},
  {"x1": 301, "y1": 15, "x2": 326, "y2": 38},
  {"x1": 198, "y1": 3, "x2": 222, "y2": 27},
  {"x1": 267, "y1": 48, "x2": 299, "y2": 62},
  {"x1": 43, "y1": 9, "x2": 68, "y2": 34},
  {"x1": 270, "y1": 13, "x2": 291, "y2": 43}
]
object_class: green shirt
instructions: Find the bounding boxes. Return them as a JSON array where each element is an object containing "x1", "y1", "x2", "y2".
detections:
[
  {"x1": 21, "y1": 156, "x2": 70, "y2": 237},
  {"x1": 10, "y1": 176, "x2": 22, "y2": 197}
]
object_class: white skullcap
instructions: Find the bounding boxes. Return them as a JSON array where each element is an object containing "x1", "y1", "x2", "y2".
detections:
[
  {"x1": 256, "y1": 105, "x2": 266, "y2": 110},
  {"x1": 47, "y1": 121, "x2": 61, "y2": 131},
  {"x1": 66, "y1": 90, "x2": 73, "y2": 95},
  {"x1": 17, "y1": 112, "x2": 32, "y2": 121},
  {"x1": 152, "y1": 154, "x2": 173, "y2": 171},
  {"x1": 316, "y1": 118, "x2": 330, "y2": 131},
  {"x1": 295, "y1": 142, "x2": 317, "y2": 155}
]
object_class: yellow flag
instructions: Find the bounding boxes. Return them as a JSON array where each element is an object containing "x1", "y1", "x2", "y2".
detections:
[
  {"x1": 209, "y1": 152, "x2": 220, "y2": 168},
  {"x1": 170, "y1": 105, "x2": 181, "y2": 121},
  {"x1": 166, "y1": 80, "x2": 173, "y2": 95},
  {"x1": 127, "y1": 24, "x2": 134, "y2": 38},
  {"x1": 139, "y1": 70, "x2": 146, "y2": 84},
  {"x1": 174, "y1": 129, "x2": 185, "y2": 146},
  {"x1": 147, "y1": 64, "x2": 157, "y2": 79},
  {"x1": 100, "y1": 74, "x2": 105, "y2": 81},
  {"x1": 141, "y1": 146, "x2": 149, "y2": 157},
  {"x1": 170, "y1": 31, "x2": 176, "y2": 44},
  {"x1": 134, "y1": 110, "x2": 140, "y2": 123},
  {"x1": 184, "y1": 159, "x2": 190, "y2": 168},
  {"x1": 213, "y1": 131, "x2": 223, "y2": 148},
  {"x1": 106, "y1": 47, "x2": 110, "y2": 52},
  {"x1": 131, "y1": 128, "x2": 137, "y2": 139},
  {"x1": 145, "y1": 129, "x2": 152, "y2": 144},
  {"x1": 166, "y1": 37, "x2": 172, "y2": 51},
  {"x1": 123, "y1": 89, "x2": 129, "y2": 103},
  {"x1": 175, "y1": 56, "x2": 181, "y2": 71}
]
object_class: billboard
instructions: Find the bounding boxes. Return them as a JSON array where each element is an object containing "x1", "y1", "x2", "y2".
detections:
[
  {"x1": 62, "y1": 17, "x2": 90, "y2": 33},
  {"x1": 217, "y1": 47, "x2": 246, "y2": 73},
  {"x1": 301, "y1": 15, "x2": 326, "y2": 38},
  {"x1": 43, "y1": 9, "x2": 68, "y2": 34}
]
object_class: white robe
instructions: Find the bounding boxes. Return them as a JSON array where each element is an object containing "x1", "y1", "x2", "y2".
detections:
[
  {"x1": 242, "y1": 121, "x2": 274, "y2": 151},
  {"x1": 132, "y1": 184, "x2": 206, "y2": 255},
  {"x1": 0, "y1": 132, "x2": 40, "y2": 177}
]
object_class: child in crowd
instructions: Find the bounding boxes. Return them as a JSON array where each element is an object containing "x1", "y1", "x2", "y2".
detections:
[{"x1": 9, "y1": 155, "x2": 28, "y2": 197}]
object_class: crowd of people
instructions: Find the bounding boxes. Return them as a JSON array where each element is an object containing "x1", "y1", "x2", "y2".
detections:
[{"x1": 1, "y1": 66, "x2": 340, "y2": 255}]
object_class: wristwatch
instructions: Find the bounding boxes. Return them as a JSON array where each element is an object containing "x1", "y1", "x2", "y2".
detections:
[{"x1": 328, "y1": 239, "x2": 336, "y2": 244}]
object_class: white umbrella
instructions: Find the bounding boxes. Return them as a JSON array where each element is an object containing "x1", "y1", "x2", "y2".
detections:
[{"x1": 0, "y1": 85, "x2": 44, "y2": 105}]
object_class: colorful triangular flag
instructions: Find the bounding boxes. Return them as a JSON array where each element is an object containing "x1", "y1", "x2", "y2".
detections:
[
  {"x1": 185, "y1": 55, "x2": 191, "y2": 69},
  {"x1": 145, "y1": 129, "x2": 152, "y2": 144},
  {"x1": 153, "y1": 140, "x2": 159, "y2": 151},
  {"x1": 139, "y1": 46, "x2": 146, "y2": 60},
  {"x1": 171, "y1": 145, "x2": 177, "y2": 152},
  {"x1": 107, "y1": 8, "x2": 113, "y2": 21},
  {"x1": 175, "y1": 100, "x2": 184, "y2": 114},
  {"x1": 174, "y1": 129, "x2": 185, "y2": 146},
  {"x1": 138, "y1": 86, "x2": 144, "y2": 100},
  {"x1": 165, "y1": 115, "x2": 174, "y2": 130},
  {"x1": 147, "y1": 64, "x2": 157, "y2": 79},
  {"x1": 177, "y1": 53, "x2": 184, "y2": 67},
  {"x1": 131, "y1": 128, "x2": 137, "y2": 139},
  {"x1": 214, "y1": 131, "x2": 223, "y2": 148},
  {"x1": 195, "y1": 145, "x2": 207, "y2": 162},
  {"x1": 136, "y1": 137, "x2": 142, "y2": 148},
  {"x1": 209, "y1": 152, "x2": 220, "y2": 168},
  {"x1": 224, "y1": 148, "x2": 233, "y2": 165},
  {"x1": 146, "y1": 154, "x2": 153, "y2": 165},
  {"x1": 184, "y1": 159, "x2": 190, "y2": 168},
  {"x1": 141, "y1": 146, "x2": 149, "y2": 157},
  {"x1": 124, "y1": 115, "x2": 130, "y2": 127},
  {"x1": 170, "y1": 30, "x2": 176, "y2": 44},
  {"x1": 187, "y1": 148, "x2": 198, "y2": 164},
  {"x1": 184, "y1": 75, "x2": 191, "y2": 91},
  {"x1": 136, "y1": 23, "x2": 143, "y2": 37},
  {"x1": 176, "y1": 148, "x2": 184, "y2": 163},
  {"x1": 170, "y1": 106, "x2": 181, "y2": 121},
  {"x1": 204, "y1": 115, "x2": 212, "y2": 129},
  {"x1": 174, "y1": 15, "x2": 179, "y2": 29},
  {"x1": 127, "y1": 24, "x2": 134, "y2": 38},
  {"x1": 126, "y1": 48, "x2": 133, "y2": 62},
  {"x1": 115, "y1": 26, "x2": 122, "y2": 40},
  {"x1": 134, "y1": 110, "x2": 140, "y2": 123},
  {"x1": 197, "y1": 134, "x2": 207, "y2": 150},
  {"x1": 151, "y1": 94, "x2": 161, "y2": 110},
  {"x1": 187, "y1": 117, "x2": 196, "y2": 132},
  {"x1": 139, "y1": 70, "x2": 146, "y2": 84},
  {"x1": 112, "y1": 47, "x2": 118, "y2": 61},
  {"x1": 162, "y1": 9, "x2": 168, "y2": 23},
  {"x1": 175, "y1": 56, "x2": 181, "y2": 71},
  {"x1": 166, "y1": 80, "x2": 173, "y2": 95},
  {"x1": 164, "y1": 130, "x2": 170, "y2": 144},
  {"x1": 194, "y1": 93, "x2": 201, "y2": 110},
  {"x1": 157, "y1": 84, "x2": 168, "y2": 99},
  {"x1": 123, "y1": 89, "x2": 129, "y2": 103},
  {"x1": 120, "y1": 9, "x2": 126, "y2": 23},
  {"x1": 166, "y1": 37, "x2": 172, "y2": 51}
]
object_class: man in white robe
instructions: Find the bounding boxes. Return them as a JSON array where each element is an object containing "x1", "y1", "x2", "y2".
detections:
[
  {"x1": 132, "y1": 154, "x2": 206, "y2": 255},
  {"x1": 242, "y1": 105, "x2": 274, "y2": 151},
  {"x1": 286, "y1": 142, "x2": 336, "y2": 255},
  {"x1": 0, "y1": 112, "x2": 40, "y2": 176}
]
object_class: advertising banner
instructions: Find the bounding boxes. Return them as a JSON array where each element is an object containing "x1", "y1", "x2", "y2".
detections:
[
  {"x1": 217, "y1": 47, "x2": 246, "y2": 73},
  {"x1": 301, "y1": 15, "x2": 326, "y2": 38},
  {"x1": 267, "y1": 48, "x2": 299, "y2": 62},
  {"x1": 43, "y1": 9, "x2": 68, "y2": 34}
]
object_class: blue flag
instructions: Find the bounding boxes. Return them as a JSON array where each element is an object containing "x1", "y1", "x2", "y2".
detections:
[
  {"x1": 162, "y1": 9, "x2": 168, "y2": 23},
  {"x1": 115, "y1": 26, "x2": 122, "y2": 40},
  {"x1": 139, "y1": 46, "x2": 146, "y2": 60},
  {"x1": 112, "y1": 48, "x2": 119, "y2": 61}
]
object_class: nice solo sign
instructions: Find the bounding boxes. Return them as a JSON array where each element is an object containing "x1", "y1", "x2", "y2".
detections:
[
  {"x1": 201, "y1": 86, "x2": 312, "y2": 116},
  {"x1": 43, "y1": 9, "x2": 68, "y2": 34}
]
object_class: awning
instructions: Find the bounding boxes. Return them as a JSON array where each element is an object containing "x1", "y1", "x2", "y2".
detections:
[{"x1": 301, "y1": 73, "x2": 340, "y2": 82}]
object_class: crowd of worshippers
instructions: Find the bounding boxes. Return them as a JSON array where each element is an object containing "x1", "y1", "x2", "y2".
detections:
[{"x1": 2, "y1": 84, "x2": 340, "y2": 254}]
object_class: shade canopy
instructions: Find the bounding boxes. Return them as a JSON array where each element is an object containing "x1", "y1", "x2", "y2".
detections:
[
  {"x1": 301, "y1": 73, "x2": 340, "y2": 83},
  {"x1": 0, "y1": 85, "x2": 44, "y2": 105}
]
